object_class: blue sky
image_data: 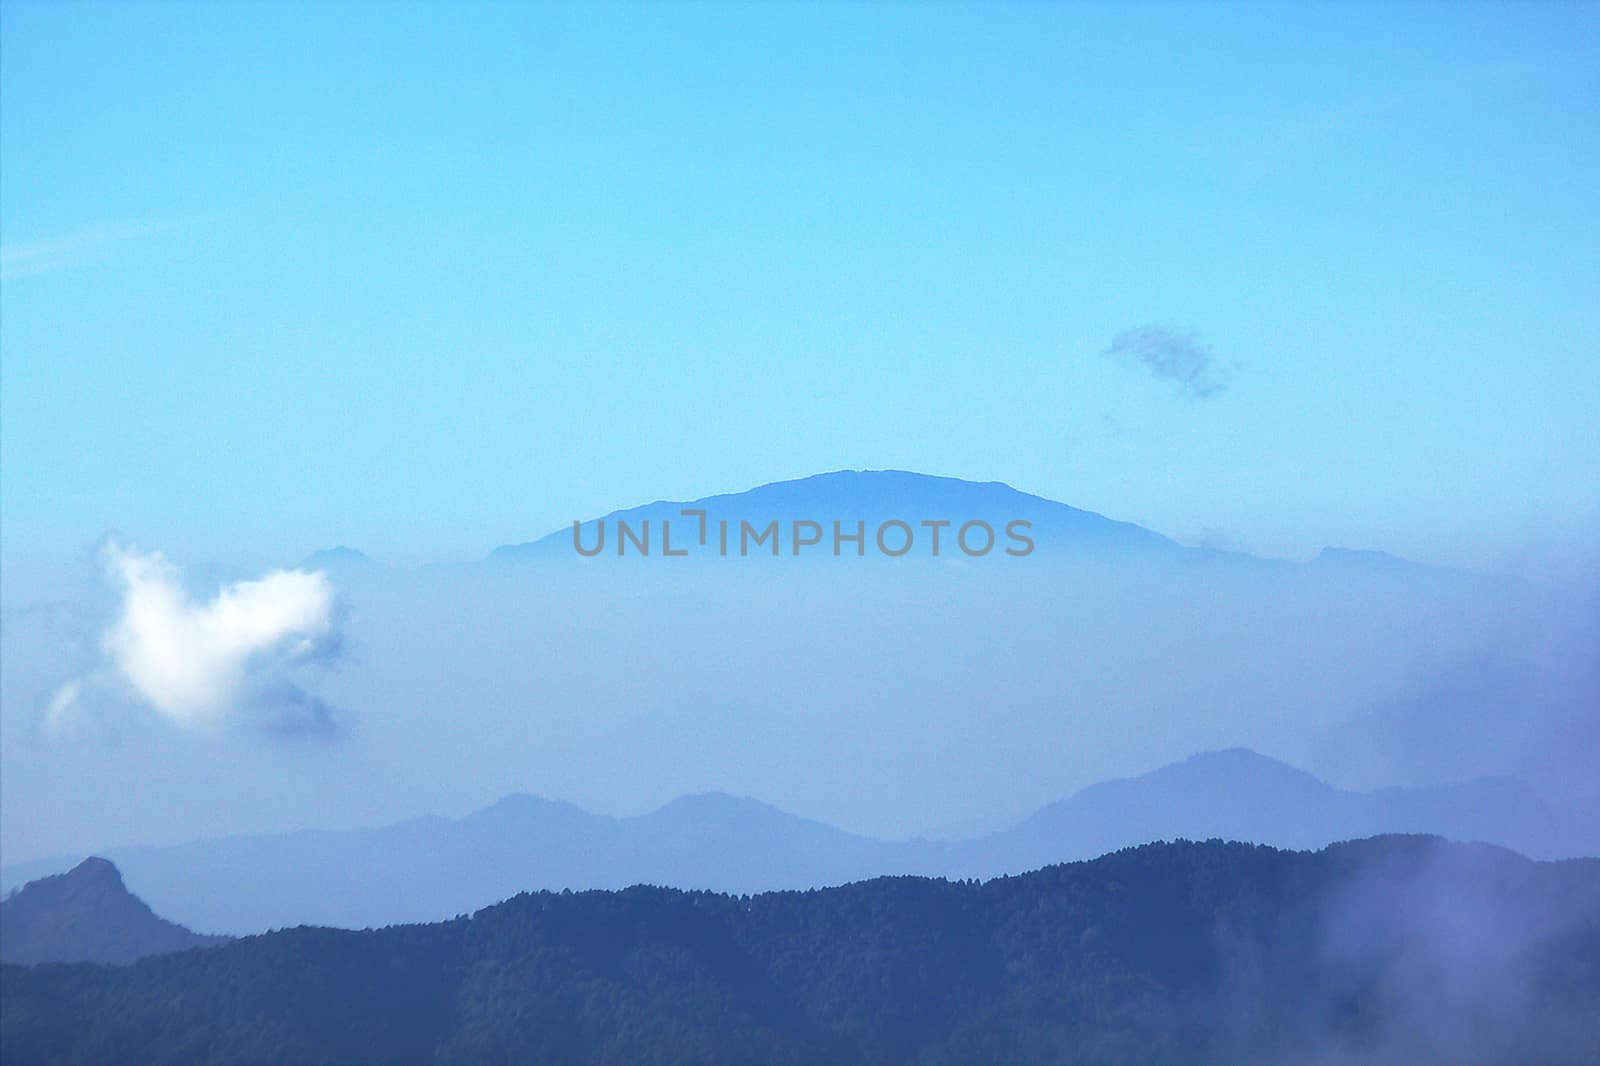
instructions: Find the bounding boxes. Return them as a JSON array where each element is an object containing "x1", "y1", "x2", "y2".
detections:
[{"x1": 3, "y1": 1, "x2": 1597, "y2": 572}]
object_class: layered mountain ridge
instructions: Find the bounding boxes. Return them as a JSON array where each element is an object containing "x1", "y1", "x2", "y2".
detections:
[{"x1": 5, "y1": 749, "x2": 1592, "y2": 935}]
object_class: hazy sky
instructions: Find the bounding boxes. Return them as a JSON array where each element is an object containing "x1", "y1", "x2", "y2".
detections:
[
  {"x1": 3, "y1": 2, "x2": 1599, "y2": 865},
  {"x1": 3, "y1": 2, "x2": 1596, "y2": 574}
]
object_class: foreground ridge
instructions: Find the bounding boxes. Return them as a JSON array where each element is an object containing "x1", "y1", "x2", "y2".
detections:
[{"x1": 4, "y1": 836, "x2": 1597, "y2": 1065}]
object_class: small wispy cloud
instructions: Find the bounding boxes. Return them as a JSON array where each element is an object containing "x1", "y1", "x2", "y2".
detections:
[
  {"x1": 1103, "y1": 326, "x2": 1234, "y2": 399},
  {"x1": 0, "y1": 219, "x2": 190, "y2": 281},
  {"x1": 46, "y1": 542, "x2": 346, "y2": 739}
]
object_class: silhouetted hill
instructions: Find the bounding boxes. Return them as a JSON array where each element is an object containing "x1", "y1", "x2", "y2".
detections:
[
  {"x1": 4, "y1": 837, "x2": 1596, "y2": 1065},
  {"x1": 967, "y1": 749, "x2": 1598, "y2": 876},
  {"x1": 4, "y1": 751, "x2": 1593, "y2": 935},
  {"x1": 0, "y1": 858, "x2": 227, "y2": 965}
]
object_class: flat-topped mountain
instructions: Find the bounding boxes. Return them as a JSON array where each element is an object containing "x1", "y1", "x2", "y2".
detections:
[
  {"x1": 489, "y1": 469, "x2": 1183, "y2": 562},
  {"x1": 0, "y1": 857, "x2": 227, "y2": 965},
  {"x1": 477, "y1": 469, "x2": 1504, "y2": 583}
]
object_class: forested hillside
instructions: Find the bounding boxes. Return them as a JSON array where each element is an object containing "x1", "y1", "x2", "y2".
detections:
[{"x1": 4, "y1": 836, "x2": 1597, "y2": 1065}]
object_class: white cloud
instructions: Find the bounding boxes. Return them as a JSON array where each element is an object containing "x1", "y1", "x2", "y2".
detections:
[{"x1": 49, "y1": 543, "x2": 341, "y2": 734}]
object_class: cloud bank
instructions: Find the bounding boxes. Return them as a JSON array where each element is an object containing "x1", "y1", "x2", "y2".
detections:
[
  {"x1": 1104, "y1": 326, "x2": 1232, "y2": 398},
  {"x1": 47, "y1": 543, "x2": 344, "y2": 737}
]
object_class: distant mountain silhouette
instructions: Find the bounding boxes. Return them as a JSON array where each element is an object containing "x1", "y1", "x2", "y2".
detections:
[
  {"x1": 1310, "y1": 545, "x2": 1508, "y2": 586},
  {"x1": 284, "y1": 470, "x2": 1513, "y2": 584},
  {"x1": 0, "y1": 857, "x2": 227, "y2": 965},
  {"x1": 6, "y1": 837, "x2": 1597, "y2": 1065},
  {"x1": 1314, "y1": 546, "x2": 1427, "y2": 570},
  {"x1": 299, "y1": 545, "x2": 378, "y2": 572},
  {"x1": 488, "y1": 469, "x2": 1187, "y2": 563},
  {"x1": 960, "y1": 749, "x2": 1595, "y2": 876},
  {"x1": 474, "y1": 469, "x2": 1526, "y2": 592},
  {"x1": 5, "y1": 751, "x2": 1591, "y2": 935}
]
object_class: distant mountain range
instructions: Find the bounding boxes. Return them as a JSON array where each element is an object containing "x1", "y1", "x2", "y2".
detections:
[
  {"x1": 0, "y1": 857, "x2": 227, "y2": 965},
  {"x1": 6, "y1": 836, "x2": 1597, "y2": 1065},
  {"x1": 5, "y1": 750, "x2": 1591, "y2": 935}
]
